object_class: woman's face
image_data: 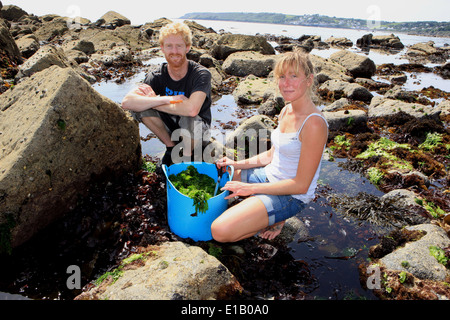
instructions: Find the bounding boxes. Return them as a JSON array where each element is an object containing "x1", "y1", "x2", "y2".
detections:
[{"x1": 278, "y1": 67, "x2": 312, "y2": 102}]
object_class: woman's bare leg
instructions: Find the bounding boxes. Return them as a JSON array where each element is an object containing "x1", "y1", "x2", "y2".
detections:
[{"x1": 211, "y1": 196, "x2": 269, "y2": 243}]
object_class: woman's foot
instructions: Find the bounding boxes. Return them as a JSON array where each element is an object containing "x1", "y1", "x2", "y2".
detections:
[{"x1": 257, "y1": 221, "x2": 285, "y2": 240}]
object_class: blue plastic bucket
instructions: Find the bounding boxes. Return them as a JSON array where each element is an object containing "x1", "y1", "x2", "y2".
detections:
[{"x1": 162, "y1": 162, "x2": 234, "y2": 241}]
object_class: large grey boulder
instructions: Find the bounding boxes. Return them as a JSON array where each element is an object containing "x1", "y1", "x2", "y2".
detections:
[
  {"x1": 75, "y1": 241, "x2": 243, "y2": 300},
  {"x1": 0, "y1": 65, "x2": 141, "y2": 250},
  {"x1": 211, "y1": 34, "x2": 275, "y2": 60},
  {"x1": 222, "y1": 51, "x2": 277, "y2": 77},
  {"x1": 309, "y1": 54, "x2": 353, "y2": 84},
  {"x1": 368, "y1": 97, "x2": 441, "y2": 120},
  {"x1": 330, "y1": 50, "x2": 376, "y2": 78}
]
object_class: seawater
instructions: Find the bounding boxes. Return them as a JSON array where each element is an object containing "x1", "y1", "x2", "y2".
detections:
[{"x1": 89, "y1": 20, "x2": 450, "y2": 300}]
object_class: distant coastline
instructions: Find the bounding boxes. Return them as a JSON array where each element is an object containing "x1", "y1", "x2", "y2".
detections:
[{"x1": 181, "y1": 12, "x2": 450, "y2": 38}]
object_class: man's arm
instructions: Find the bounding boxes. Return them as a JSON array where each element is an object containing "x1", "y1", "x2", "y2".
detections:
[
  {"x1": 121, "y1": 84, "x2": 173, "y2": 112},
  {"x1": 154, "y1": 91, "x2": 206, "y2": 117}
]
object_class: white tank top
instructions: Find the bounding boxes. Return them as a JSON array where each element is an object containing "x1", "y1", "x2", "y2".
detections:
[{"x1": 265, "y1": 112, "x2": 328, "y2": 203}]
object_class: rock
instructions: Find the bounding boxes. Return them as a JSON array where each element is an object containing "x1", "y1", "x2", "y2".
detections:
[
  {"x1": 380, "y1": 224, "x2": 450, "y2": 282},
  {"x1": 325, "y1": 36, "x2": 353, "y2": 47},
  {"x1": 330, "y1": 50, "x2": 376, "y2": 78},
  {"x1": 211, "y1": 34, "x2": 275, "y2": 60},
  {"x1": 381, "y1": 189, "x2": 424, "y2": 210},
  {"x1": 404, "y1": 41, "x2": 449, "y2": 64},
  {"x1": 436, "y1": 99, "x2": 450, "y2": 122},
  {"x1": 0, "y1": 65, "x2": 141, "y2": 250},
  {"x1": 372, "y1": 34, "x2": 404, "y2": 50},
  {"x1": 357, "y1": 33, "x2": 404, "y2": 51},
  {"x1": 321, "y1": 98, "x2": 350, "y2": 112},
  {"x1": 0, "y1": 18, "x2": 22, "y2": 64},
  {"x1": 258, "y1": 95, "x2": 285, "y2": 116},
  {"x1": 95, "y1": 11, "x2": 130, "y2": 29},
  {"x1": 90, "y1": 46, "x2": 133, "y2": 66},
  {"x1": 1, "y1": 5, "x2": 27, "y2": 22},
  {"x1": 62, "y1": 39, "x2": 95, "y2": 55},
  {"x1": 368, "y1": 98, "x2": 441, "y2": 120},
  {"x1": 222, "y1": 51, "x2": 277, "y2": 77},
  {"x1": 323, "y1": 109, "x2": 368, "y2": 132},
  {"x1": 33, "y1": 17, "x2": 69, "y2": 42},
  {"x1": 435, "y1": 61, "x2": 450, "y2": 79},
  {"x1": 319, "y1": 79, "x2": 373, "y2": 103},
  {"x1": 15, "y1": 34, "x2": 40, "y2": 58},
  {"x1": 233, "y1": 74, "x2": 277, "y2": 105},
  {"x1": 225, "y1": 115, "x2": 276, "y2": 160},
  {"x1": 309, "y1": 54, "x2": 353, "y2": 84},
  {"x1": 15, "y1": 44, "x2": 92, "y2": 82},
  {"x1": 75, "y1": 241, "x2": 242, "y2": 300}
]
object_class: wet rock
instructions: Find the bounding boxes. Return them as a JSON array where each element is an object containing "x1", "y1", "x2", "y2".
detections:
[
  {"x1": 211, "y1": 34, "x2": 275, "y2": 60},
  {"x1": 222, "y1": 51, "x2": 277, "y2": 77},
  {"x1": 380, "y1": 224, "x2": 450, "y2": 282},
  {"x1": 75, "y1": 241, "x2": 242, "y2": 300},
  {"x1": 0, "y1": 65, "x2": 141, "y2": 250},
  {"x1": 330, "y1": 50, "x2": 376, "y2": 78}
]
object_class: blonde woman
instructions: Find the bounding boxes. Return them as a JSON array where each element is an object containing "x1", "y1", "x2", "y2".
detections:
[
  {"x1": 122, "y1": 22, "x2": 212, "y2": 165},
  {"x1": 212, "y1": 49, "x2": 328, "y2": 242}
]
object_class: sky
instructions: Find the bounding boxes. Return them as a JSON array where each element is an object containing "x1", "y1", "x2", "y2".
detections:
[{"x1": 3, "y1": 0, "x2": 449, "y2": 25}]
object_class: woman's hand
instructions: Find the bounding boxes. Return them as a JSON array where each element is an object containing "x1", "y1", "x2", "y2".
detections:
[
  {"x1": 216, "y1": 157, "x2": 236, "y2": 170},
  {"x1": 221, "y1": 181, "x2": 254, "y2": 199}
]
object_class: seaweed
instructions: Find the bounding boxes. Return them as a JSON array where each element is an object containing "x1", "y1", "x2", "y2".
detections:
[{"x1": 169, "y1": 165, "x2": 216, "y2": 214}]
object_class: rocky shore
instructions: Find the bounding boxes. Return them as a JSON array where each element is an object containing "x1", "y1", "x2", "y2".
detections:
[{"x1": 1, "y1": 4, "x2": 449, "y2": 300}]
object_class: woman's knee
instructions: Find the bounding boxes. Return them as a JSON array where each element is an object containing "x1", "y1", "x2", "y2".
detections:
[{"x1": 211, "y1": 219, "x2": 234, "y2": 243}]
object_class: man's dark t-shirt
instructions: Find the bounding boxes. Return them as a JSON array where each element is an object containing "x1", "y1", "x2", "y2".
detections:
[{"x1": 143, "y1": 60, "x2": 212, "y2": 132}]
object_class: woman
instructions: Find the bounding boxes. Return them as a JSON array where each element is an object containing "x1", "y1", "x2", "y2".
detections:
[{"x1": 211, "y1": 49, "x2": 328, "y2": 242}]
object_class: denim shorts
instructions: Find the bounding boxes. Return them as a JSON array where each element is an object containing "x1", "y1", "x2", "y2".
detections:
[{"x1": 241, "y1": 167, "x2": 306, "y2": 226}]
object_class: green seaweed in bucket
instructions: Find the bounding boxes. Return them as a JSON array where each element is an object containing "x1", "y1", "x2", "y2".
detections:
[{"x1": 169, "y1": 165, "x2": 216, "y2": 214}]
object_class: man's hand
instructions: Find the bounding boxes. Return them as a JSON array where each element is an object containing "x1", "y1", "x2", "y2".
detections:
[{"x1": 135, "y1": 83, "x2": 156, "y2": 97}]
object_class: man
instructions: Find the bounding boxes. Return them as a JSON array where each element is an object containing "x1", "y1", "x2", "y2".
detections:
[{"x1": 122, "y1": 22, "x2": 212, "y2": 166}]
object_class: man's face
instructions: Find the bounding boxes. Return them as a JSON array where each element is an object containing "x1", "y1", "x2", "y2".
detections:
[{"x1": 161, "y1": 34, "x2": 190, "y2": 68}]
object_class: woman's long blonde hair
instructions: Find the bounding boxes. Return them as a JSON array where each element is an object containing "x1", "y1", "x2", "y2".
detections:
[{"x1": 274, "y1": 48, "x2": 317, "y2": 102}]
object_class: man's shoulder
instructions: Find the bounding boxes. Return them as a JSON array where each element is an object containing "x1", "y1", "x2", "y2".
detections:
[{"x1": 188, "y1": 60, "x2": 211, "y2": 75}]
